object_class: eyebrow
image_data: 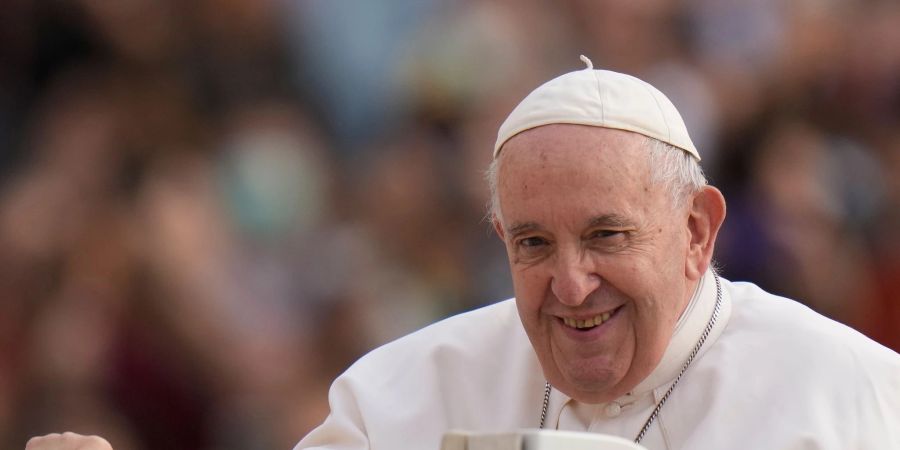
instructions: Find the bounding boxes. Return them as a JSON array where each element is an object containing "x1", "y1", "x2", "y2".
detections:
[
  {"x1": 586, "y1": 214, "x2": 636, "y2": 229},
  {"x1": 506, "y1": 221, "x2": 542, "y2": 236},
  {"x1": 506, "y1": 214, "x2": 635, "y2": 236}
]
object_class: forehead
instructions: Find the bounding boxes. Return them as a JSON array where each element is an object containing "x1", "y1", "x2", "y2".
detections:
[
  {"x1": 500, "y1": 123, "x2": 648, "y2": 166},
  {"x1": 496, "y1": 124, "x2": 657, "y2": 225},
  {"x1": 498, "y1": 125, "x2": 650, "y2": 193}
]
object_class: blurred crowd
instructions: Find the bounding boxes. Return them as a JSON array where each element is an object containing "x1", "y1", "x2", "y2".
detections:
[{"x1": 0, "y1": 0, "x2": 898, "y2": 448}]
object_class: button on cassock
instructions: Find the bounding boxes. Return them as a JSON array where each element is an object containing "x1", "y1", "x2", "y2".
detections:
[{"x1": 604, "y1": 402, "x2": 622, "y2": 417}]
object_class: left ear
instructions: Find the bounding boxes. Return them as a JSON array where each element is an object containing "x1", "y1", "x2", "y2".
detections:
[{"x1": 685, "y1": 185, "x2": 726, "y2": 280}]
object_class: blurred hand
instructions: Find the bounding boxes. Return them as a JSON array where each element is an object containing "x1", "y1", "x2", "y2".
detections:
[{"x1": 25, "y1": 433, "x2": 112, "y2": 450}]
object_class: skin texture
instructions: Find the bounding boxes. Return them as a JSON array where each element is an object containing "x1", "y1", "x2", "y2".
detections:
[
  {"x1": 493, "y1": 124, "x2": 725, "y2": 404},
  {"x1": 25, "y1": 433, "x2": 113, "y2": 450}
]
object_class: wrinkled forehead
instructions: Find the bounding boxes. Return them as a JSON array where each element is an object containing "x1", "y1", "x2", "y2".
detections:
[
  {"x1": 495, "y1": 125, "x2": 658, "y2": 217},
  {"x1": 498, "y1": 124, "x2": 651, "y2": 178}
]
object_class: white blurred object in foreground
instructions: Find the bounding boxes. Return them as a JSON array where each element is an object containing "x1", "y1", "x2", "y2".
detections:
[{"x1": 441, "y1": 429, "x2": 647, "y2": 450}]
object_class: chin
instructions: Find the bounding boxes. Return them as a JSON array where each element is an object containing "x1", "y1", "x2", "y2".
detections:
[
  {"x1": 559, "y1": 382, "x2": 623, "y2": 404},
  {"x1": 556, "y1": 364, "x2": 626, "y2": 403}
]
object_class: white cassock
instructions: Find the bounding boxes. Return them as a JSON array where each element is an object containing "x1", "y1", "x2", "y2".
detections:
[{"x1": 296, "y1": 271, "x2": 900, "y2": 449}]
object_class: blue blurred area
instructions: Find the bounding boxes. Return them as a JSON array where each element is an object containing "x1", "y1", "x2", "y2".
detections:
[{"x1": 0, "y1": 0, "x2": 898, "y2": 449}]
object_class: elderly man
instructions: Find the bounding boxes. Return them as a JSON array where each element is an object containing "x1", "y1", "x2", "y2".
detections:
[
  {"x1": 295, "y1": 57, "x2": 900, "y2": 450},
  {"x1": 26, "y1": 58, "x2": 900, "y2": 450}
]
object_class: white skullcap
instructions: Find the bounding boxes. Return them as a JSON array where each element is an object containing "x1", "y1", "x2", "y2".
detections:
[{"x1": 494, "y1": 56, "x2": 700, "y2": 161}]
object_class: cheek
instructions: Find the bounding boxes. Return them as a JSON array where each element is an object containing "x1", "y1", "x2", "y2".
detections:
[
  {"x1": 631, "y1": 290, "x2": 682, "y2": 356},
  {"x1": 632, "y1": 303, "x2": 660, "y2": 340},
  {"x1": 511, "y1": 269, "x2": 549, "y2": 315},
  {"x1": 655, "y1": 227, "x2": 691, "y2": 266},
  {"x1": 627, "y1": 302, "x2": 667, "y2": 373}
]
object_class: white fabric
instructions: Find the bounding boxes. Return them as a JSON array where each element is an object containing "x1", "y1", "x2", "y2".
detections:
[
  {"x1": 296, "y1": 273, "x2": 900, "y2": 450},
  {"x1": 493, "y1": 58, "x2": 700, "y2": 161},
  {"x1": 442, "y1": 430, "x2": 647, "y2": 450}
]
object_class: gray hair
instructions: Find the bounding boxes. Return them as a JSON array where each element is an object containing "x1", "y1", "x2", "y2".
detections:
[{"x1": 486, "y1": 136, "x2": 708, "y2": 222}]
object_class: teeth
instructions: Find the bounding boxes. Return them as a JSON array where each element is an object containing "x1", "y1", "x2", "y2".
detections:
[{"x1": 562, "y1": 311, "x2": 614, "y2": 329}]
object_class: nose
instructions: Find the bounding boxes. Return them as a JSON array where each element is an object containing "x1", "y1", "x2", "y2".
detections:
[{"x1": 550, "y1": 251, "x2": 601, "y2": 306}]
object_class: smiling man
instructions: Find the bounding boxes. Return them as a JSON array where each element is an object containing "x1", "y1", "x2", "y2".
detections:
[
  {"x1": 494, "y1": 124, "x2": 721, "y2": 409},
  {"x1": 292, "y1": 57, "x2": 900, "y2": 450}
]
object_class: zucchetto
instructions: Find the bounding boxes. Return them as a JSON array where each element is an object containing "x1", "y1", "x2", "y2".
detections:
[{"x1": 494, "y1": 56, "x2": 700, "y2": 161}]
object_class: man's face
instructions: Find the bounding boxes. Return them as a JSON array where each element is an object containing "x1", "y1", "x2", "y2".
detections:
[{"x1": 495, "y1": 124, "x2": 695, "y2": 403}]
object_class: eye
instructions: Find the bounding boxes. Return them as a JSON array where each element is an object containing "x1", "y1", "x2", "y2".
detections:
[
  {"x1": 585, "y1": 229, "x2": 630, "y2": 251},
  {"x1": 518, "y1": 236, "x2": 548, "y2": 248},
  {"x1": 513, "y1": 235, "x2": 552, "y2": 262},
  {"x1": 590, "y1": 230, "x2": 623, "y2": 239}
]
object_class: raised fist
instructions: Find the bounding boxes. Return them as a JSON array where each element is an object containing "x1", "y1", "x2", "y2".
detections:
[{"x1": 25, "y1": 432, "x2": 112, "y2": 450}]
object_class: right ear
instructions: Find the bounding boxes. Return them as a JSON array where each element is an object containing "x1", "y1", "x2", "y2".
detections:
[{"x1": 492, "y1": 216, "x2": 506, "y2": 241}]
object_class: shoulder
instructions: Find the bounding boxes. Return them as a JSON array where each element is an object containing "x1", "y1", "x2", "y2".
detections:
[
  {"x1": 302, "y1": 299, "x2": 543, "y2": 448},
  {"x1": 721, "y1": 278, "x2": 900, "y2": 376},
  {"x1": 340, "y1": 298, "x2": 530, "y2": 386},
  {"x1": 319, "y1": 299, "x2": 541, "y2": 438},
  {"x1": 683, "y1": 278, "x2": 900, "y2": 446}
]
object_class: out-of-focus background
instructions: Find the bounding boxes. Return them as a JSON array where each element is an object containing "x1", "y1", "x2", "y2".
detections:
[{"x1": 0, "y1": 0, "x2": 898, "y2": 448}]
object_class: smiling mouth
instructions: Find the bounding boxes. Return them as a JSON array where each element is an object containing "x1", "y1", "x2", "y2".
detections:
[{"x1": 560, "y1": 306, "x2": 621, "y2": 330}]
